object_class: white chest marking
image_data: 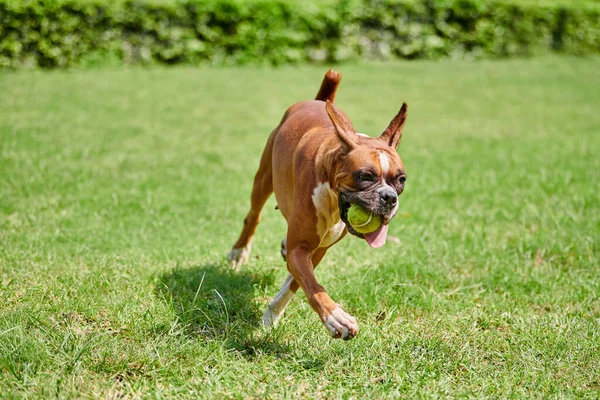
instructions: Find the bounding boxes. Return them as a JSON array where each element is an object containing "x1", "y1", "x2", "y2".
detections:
[{"x1": 311, "y1": 182, "x2": 346, "y2": 248}]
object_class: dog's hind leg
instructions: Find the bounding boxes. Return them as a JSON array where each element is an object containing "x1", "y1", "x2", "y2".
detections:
[{"x1": 227, "y1": 130, "x2": 276, "y2": 269}]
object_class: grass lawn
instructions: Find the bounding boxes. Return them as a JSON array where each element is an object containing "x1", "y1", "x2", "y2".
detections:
[{"x1": 1, "y1": 56, "x2": 599, "y2": 398}]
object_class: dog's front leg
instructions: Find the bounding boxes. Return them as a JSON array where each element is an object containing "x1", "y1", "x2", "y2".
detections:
[{"x1": 286, "y1": 246, "x2": 358, "y2": 340}]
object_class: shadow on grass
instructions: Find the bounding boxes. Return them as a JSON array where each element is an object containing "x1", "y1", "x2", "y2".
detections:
[{"x1": 156, "y1": 263, "x2": 303, "y2": 358}]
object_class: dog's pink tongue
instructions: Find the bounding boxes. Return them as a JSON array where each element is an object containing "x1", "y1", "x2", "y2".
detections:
[{"x1": 365, "y1": 224, "x2": 388, "y2": 248}]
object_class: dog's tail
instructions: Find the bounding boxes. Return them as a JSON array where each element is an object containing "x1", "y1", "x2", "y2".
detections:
[{"x1": 315, "y1": 69, "x2": 341, "y2": 103}]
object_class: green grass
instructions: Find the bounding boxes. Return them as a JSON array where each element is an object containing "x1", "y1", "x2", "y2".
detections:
[{"x1": 1, "y1": 56, "x2": 599, "y2": 398}]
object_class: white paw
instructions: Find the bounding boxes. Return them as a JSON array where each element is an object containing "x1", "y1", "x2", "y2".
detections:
[
  {"x1": 227, "y1": 244, "x2": 251, "y2": 269},
  {"x1": 262, "y1": 306, "x2": 280, "y2": 328},
  {"x1": 261, "y1": 274, "x2": 295, "y2": 328},
  {"x1": 324, "y1": 306, "x2": 359, "y2": 340}
]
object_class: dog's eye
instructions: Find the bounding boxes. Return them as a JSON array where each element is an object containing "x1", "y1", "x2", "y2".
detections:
[
  {"x1": 359, "y1": 173, "x2": 373, "y2": 182},
  {"x1": 398, "y1": 175, "x2": 407, "y2": 185}
]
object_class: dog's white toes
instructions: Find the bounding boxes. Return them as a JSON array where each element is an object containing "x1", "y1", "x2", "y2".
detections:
[
  {"x1": 324, "y1": 306, "x2": 359, "y2": 340},
  {"x1": 227, "y1": 244, "x2": 251, "y2": 269},
  {"x1": 262, "y1": 306, "x2": 280, "y2": 328}
]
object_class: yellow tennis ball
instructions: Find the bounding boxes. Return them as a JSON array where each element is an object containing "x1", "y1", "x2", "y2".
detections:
[{"x1": 347, "y1": 204, "x2": 382, "y2": 234}]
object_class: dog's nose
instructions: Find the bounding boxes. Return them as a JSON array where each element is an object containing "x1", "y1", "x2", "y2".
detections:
[{"x1": 380, "y1": 190, "x2": 397, "y2": 205}]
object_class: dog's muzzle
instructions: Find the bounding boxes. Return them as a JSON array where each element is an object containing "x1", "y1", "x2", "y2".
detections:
[{"x1": 339, "y1": 189, "x2": 398, "y2": 238}]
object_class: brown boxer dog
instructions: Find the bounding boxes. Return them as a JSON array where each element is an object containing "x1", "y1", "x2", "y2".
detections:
[{"x1": 227, "y1": 70, "x2": 408, "y2": 340}]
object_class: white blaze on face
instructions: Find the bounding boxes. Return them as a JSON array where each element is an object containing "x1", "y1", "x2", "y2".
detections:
[
  {"x1": 378, "y1": 151, "x2": 391, "y2": 175},
  {"x1": 311, "y1": 182, "x2": 346, "y2": 248},
  {"x1": 377, "y1": 151, "x2": 399, "y2": 216}
]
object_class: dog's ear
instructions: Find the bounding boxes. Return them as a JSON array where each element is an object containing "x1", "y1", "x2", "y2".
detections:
[
  {"x1": 379, "y1": 102, "x2": 408, "y2": 149},
  {"x1": 325, "y1": 100, "x2": 358, "y2": 150}
]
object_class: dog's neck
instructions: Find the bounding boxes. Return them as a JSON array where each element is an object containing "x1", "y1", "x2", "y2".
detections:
[{"x1": 316, "y1": 138, "x2": 348, "y2": 195}]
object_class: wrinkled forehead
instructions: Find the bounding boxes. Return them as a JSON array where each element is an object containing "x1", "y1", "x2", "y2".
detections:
[{"x1": 346, "y1": 142, "x2": 404, "y2": 175}]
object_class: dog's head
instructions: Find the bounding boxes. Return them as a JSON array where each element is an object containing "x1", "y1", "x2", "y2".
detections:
[{"x1": 326, "y1": 101, "x2": 408, "y2": 247}]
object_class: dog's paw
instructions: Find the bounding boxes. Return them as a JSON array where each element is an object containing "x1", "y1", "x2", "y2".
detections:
[
  {"x1": 262, "y1": 306, "x2": 280, "y2": 328},
  {"x1": 324, "y1": 306, "x2": 358, "y2": 340},
  {"x1": 227, "y1": 244, "x2": 251, "y2": 269}
]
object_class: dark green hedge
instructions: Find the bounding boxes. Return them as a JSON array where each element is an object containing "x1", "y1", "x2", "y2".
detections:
[{"x1": 1, "y1": 0, "x2": 599, "y2": 68}]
